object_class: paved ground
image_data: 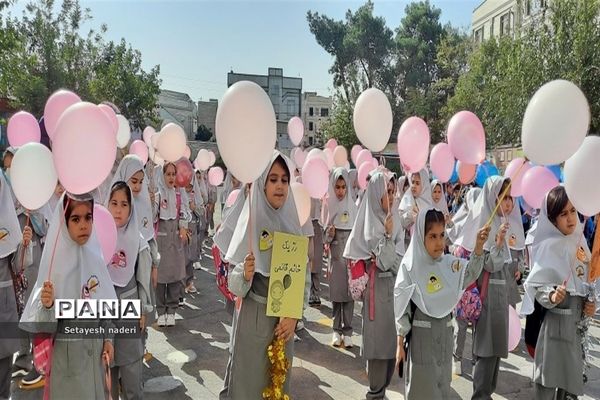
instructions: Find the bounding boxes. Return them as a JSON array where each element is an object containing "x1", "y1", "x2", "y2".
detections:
[{"x1": 10, "y1": 201, "x2": 600, "y2": 399}]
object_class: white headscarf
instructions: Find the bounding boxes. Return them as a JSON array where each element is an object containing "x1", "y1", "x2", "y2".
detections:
[
  {"x1": 447, "y1": 187, "x2": 481, "y2": 244},
  {"x1": 320, "y1": 168, "x2": 358, "y2": 230},
  {"x1": 225, "y1": 151, "x2": 303, "y2": 277},
  {"x1": 20, "y1": 193, "x2": 117, "y2": 330},
  {"x1": 431, "y1": 179, "x2": 449, "y2": 215},
  {"x1": 192, "y1": 171, "x2": 206, "y2": 210},
  {"x1": 0, "y1": 171, "x2": 22, "y2": 258},
  {"x1": 105, "y1": 182, "x2": 148, "y2": 287},
  {"x1": 196, "y1": 170, "x2": 209, "y2": 204},
  {"x1": 110, "y1": 155, "x2": 154, "y2": 241},
  {"x1": 214, "y1": 186, "x2": 247, "y2": 255},
  {"x1": 453, "y1": 176, "x2": 524, "y2": 252},
  {"x1": 399, "y1": 169, "x2": 433, "y2": 214},
  {"x1": 521, "y1": 189, "x2": 590, "y2": 315},
  {"x1": 344, "y1": 172, "x2": 398, "y2": 260},
  {"x1": 394, "y1": 207, "x2": 470, "y2": 319},
  {"x1": 157, "y1": 163, "x2": 178, "y2": 220}
]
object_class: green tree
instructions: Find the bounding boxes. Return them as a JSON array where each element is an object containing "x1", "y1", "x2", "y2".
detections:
[{"x1": 320, "y1": 97, "x2": 358, "y2": 150}]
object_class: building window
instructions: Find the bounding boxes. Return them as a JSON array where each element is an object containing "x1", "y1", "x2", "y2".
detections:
[
  {"x1": 499, "y1": 151, "x2": 505, "y2": 162},
  {"x1": 320, "y1": 108, "x2": 329, "y2": 117},
  {"x1": 309, "y1": 107, "x2": 314, "y2": 117},
  {"x1": 507, "y1": 150, "x2": 512, "y2": 161},
  {"x1": 309, "y1": 122, "x2": 314, "y2": 131},
  {"x1": 500, "y1": 13, "x2": 511, "y2": 36},
  {"x1": 474, "y1": 27, "x2": 484, "y2": 43},
  {"x1": 309, "y1": 136, "x2": 314, "y2": 146},
  {"x1": 524, "y1": 0, "x2": 531, "y2": 16}
]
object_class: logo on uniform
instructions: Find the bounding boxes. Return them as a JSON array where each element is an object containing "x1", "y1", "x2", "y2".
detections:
[
  {"x1": 260, "y1": 229, "x2": 273, "y2": 251},
  {"x1": 427, "y1": 274, "x2": 443, "y2": 293},
  {"x1": 81, "y1": 275, "x2": 99, "y2": 299},
  {"x1": 110, "y1": 250, "x2": 127, "y2": 268}
]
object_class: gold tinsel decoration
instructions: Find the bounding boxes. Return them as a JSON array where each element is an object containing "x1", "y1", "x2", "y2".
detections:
[{"x1": 262, "y1": 337, "x2": 290, "y2": 400}]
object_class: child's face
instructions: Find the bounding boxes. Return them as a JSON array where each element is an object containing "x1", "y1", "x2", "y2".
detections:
[
  {"x1": 128, "y1": 170, "x2": 144, "y2": 197},
  {"x1": 496, "y1": 194, "x2": 514, "y2": 217},
  {"x1": 432, "y1": 184, "x2": 442, "y2": 203},
  {"x1": 264, "y1": 161, "x2": 289, "y2": 210},
  {"x1": 232, "y1": 176, "x2": 240, "y2": 188},
  {"x1": 3, "y1": 153, "x2": 13, "y2": 170},
  {"x1": 554, "y1": 200, "x2": 578, "y2": 235},
  {"x1": 424, "y1": 222, "x2": 446, "y2": 259},
  {"x1": 108, "y1": 189, "x2": 131, "y2": 228},
  {"x1": 164, "y1": 165, "x2": 176, "y2": 188},
  {"x1": 411, "y1": 174, "x2": 422, "y2": 197},
  {"x1": 380, "y1": 181, "x2": 395, "y2": 214},
  {"x1": 334, "y1": 177, "x2": 347, "y2": 201},
  {"x1": 67, "y1": 203, "x2": 93, "y2": 245}
]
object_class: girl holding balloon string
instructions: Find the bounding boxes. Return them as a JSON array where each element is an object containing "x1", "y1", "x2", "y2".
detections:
[
  {"x1": 521, "y1": 186, "x2": 597, "y2": 400},
  {"x1": 154, "y1": 162, "x2": 191, "y2": 327},
  {"x1": 219, "y1": 151, "x2": 310, "y2": 400},
  {"x1": 0, "y1": 172, "x2": 33, "y2": 399},
  {"x1": 343, "y1": 171, "x2": 402, "y2": 400},
  {"x1": 399, "y1": 169, "x2": 434, "y2": 238}
]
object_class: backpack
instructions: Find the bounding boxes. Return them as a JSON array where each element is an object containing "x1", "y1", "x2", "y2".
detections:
[
  {"x1": 453, "y1": 246, "x2": 489, "y2": 324},
  {"x1": 524, "y1": 299, "x2": 547, "y2": 358},
  {"x1": 347, "y1": 259, "x2": 371, "y2": 301},
  {"x1": 212, "y1": 244, "x2": 236, "y2": 302}
]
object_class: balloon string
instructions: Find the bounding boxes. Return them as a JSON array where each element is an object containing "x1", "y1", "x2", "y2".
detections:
[
  {"x1": 47, "y1": 198, "x2": 69, "y2": 281},
  {"x1": 19, "y1": 214, "x2": 31, "y2": 272},
  {"x1": 485, "y1": 158, "x2": 528, "y2": 227},
  {"x1": 248, "y1": 183, "x2": 253, "y2": 255}
]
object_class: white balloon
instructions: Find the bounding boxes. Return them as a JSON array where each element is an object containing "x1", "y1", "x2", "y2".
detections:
[
  {"x1": 157, "y1": 123, "x2": 187, "y2": 162},
  {"x1": 564, "y1": 135, "x2": 600, "y2": 216},
  {"x1": 306, "y1": 148, "x2": 327, "y2": 164},
  {"x1": 216, "y1": 81, "x2": 276, "y2": 183},
  {"x1": 116, "y1": 115, "x2": 131, "y2": 149},
  {"x1": 10, "y1": 143, "x2": 57, "y2": 210},
  {"x1": 290, "y1": 182, "x2": 311, "y2": 225},
  {"x1": 208, "y1": 151, "x2": 216, "y2": 166},
  {"x1": 196, "y1": 149, "x2": 211, "y2": 171},
  {"x1": 353, "y1": 88, "x2": 393, "y2": 152},
  {"x1": 522, "y1": 80, "x2": 590, "y2": 165},
  {"x1": 150, "y1": 133, "x2": 160, "y2": 149}
]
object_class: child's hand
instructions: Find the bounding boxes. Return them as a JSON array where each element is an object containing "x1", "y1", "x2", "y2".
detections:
[
  {"x1": 327, "y1": 225, "x2": 335, "y2": 238},
  {"x1": 474, "y1": 225, "x2": 491, "y2": 255},
  {"x1": 496, "y1": 223, "x2": 509, "y2": 247},
  {"x1": 151, "y1": 266, "x2": 158, "y2": 288},
  {"x1": 102, "y1": 341, "x2": 114, "y2": 364},
  {"x1": 139, "y1": 314, "x2": 146, "y2": 331},
  {"x1": 395, "y1": 340, "x2": 406, "y2": 372},
  {"x1": 275, "y1": 317, "x2": 297, "y2": 342},
  {"x1": 41, "y1": 281, "x2": 54, "y2": 309},
  {"x1": 22, "y1": 226, "x2": 33, "y2": 247},
  {"x1": 550, "y1": 285, "x2": 567, "y2": 305},
  {"x1": 584, "y1": 301, "x2": 596, "y2": 317},
  {"x1": 384, "y1": 214, "x2": 393, "y2": 236},
  {"x1": 243, "y1": 253, "x2": 255, "y2": 282}
]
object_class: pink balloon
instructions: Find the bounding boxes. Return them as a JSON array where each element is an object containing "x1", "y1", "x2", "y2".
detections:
[
  {"x1": 430, "y1": 143, "x2": 455, "y2": 183},
  {"x1": 325, "y1": 138, "x2": 338, "y2": 151},
  {"x1": 143, "y1": 126, "x2": 156, "y2": 146},
  {"x1": 508, "y1": 305, "x2": 521, "y2": 352},
  {"x1": 208, "y1": 166, "x2": 224, "y2": 186},
  {"x1": 355, "y1": 149, "x2": 373, "y2": 168},
  {"x1": 358, "y1": 161, "x2": 376, "y2": 190},
  {"x1": 129, "y1": 140, "x2": 149, "y2": 165},
  {"x1": 196, "y1": 149, "x2": 211, "y2": 171},
  {"x1": 98, "y1": 104, "x2": 118, "y2": 136},
  {"x1": 44, "y1": 89, "x2": 81, "y2": 140},
  {"x1": 184, "y1": 145, "x2": 192, "y2": 160},
  {"x1": 225, "y1": 189, "x2": 240, "y2": 207},
  {"x1": 175, "y1": 158, "x2": 194, "y2": 188},
  {"x1": 351, "y1": 144, "x2": 362, "y2": 165},
  {"x1": 52, "y1": 102, "x2": 116, "y2": 194},
  {"x1": 333, "y1": 145, "x2": 348, "y2": 167},
  {"x1": 504, "y1": 157, "x2": 532, "y2": 197},
  {"x1": 7, "y1": 111, "x2": 41, "y2": 147},
  {"x1": 208, "y1": 151, "x2": 216, "y2": 166},
  {"x1": 457, "y1": 161, "x2": 477, "y2": 184},
  {"x1": 323, "y1": 148, "x2": 335, "y2": 170},
  {"x1": 301, "y1": 157, "x2": 329, "y2": 199},
  {"x1": 293, "y1": 148, "x2": 307, "y2": 168},
  {"x1": 290, "y1": 182, "x2": 311, "y2": 225},
  {"x1": 397, "y1": 117, "x2": 430, "y2": 173},
  {"x1": 157, "y1": 123, "x2": 187, "y2": 162},
  {"x1": 287, "y1": 117, "x2": 304, "y2": 146},
  {"x1": 93, "y1": 204, "x2": 117, "y2": 264},
  {"x1": 522, "y1": 166, "x2": 559, "y2": 209},
  {"x1": 448, "y1": 111, "x2": 486, "y2": 164}
]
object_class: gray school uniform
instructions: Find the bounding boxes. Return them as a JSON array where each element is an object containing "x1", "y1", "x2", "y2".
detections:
[
  {"x1": 361, "y1": 238, "x2": 401, "y2": 400},
  {"x1": 328, "y1": 229, "x2": 353, "y2": 335},
  {"x1": 506, "y1": 249, "x2": 524, "y2": 307},
  {"x1": 111, "y1": 248, "x2": 153, "y2": 400},
  {"x1": 398, "y1": 253, "x2": 484, "y2": 399},
  {"x1": 472, "y1": 245, "x2": 508, "y2": 400},
  {"x1": 533, "y1": 289, "x2": 585, "y2": 396},
  {"x1": 35, "y1": 304, "x2": 111, "y2": 399},
  {"x1": 185, "y1": 218, "x2": 200, "y2": 287},
  {"x1": 157, "y1": 218, "x2": 186, "y2": 284},
  {"x1": 146, "y1": 237, "x2": 160, "y2": 326},
  {"x1": 310, "y1": 213, "x2": 323, "y2": 303}
]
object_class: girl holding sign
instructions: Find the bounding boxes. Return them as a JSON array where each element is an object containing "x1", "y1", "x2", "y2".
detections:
[
  {"x1": 322, "y1": 167, "x2": 358, "y2": 348},
  {"x1": 394, "y1": 208, "x2": 490, "y2": 399},
  {"x1": 154, "y1": 162, "x2": 191, "y2": 327},
  {"x1": 453, "y1": 176, "x2": 511, "y2": 400},
  {"x1": 220, "y1": 152, "x2": 308, "y2": 400},
  {"x1": 106, "y1": 181, "x2": 154, "y2": 400},
  {"x1": 521, "y1": 186, "x2": 596, "y2": 399},
  {"x1": 20, "y1": 192, "x2": 117, "y2": 399},
  {"x1": 343, "y1": 171, "x2": 402, "y2": 400}
]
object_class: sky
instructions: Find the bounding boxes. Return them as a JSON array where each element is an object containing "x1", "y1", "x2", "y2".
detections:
[{"x1": 8, "y1": 0, "x2": 482, "y2": 101}]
